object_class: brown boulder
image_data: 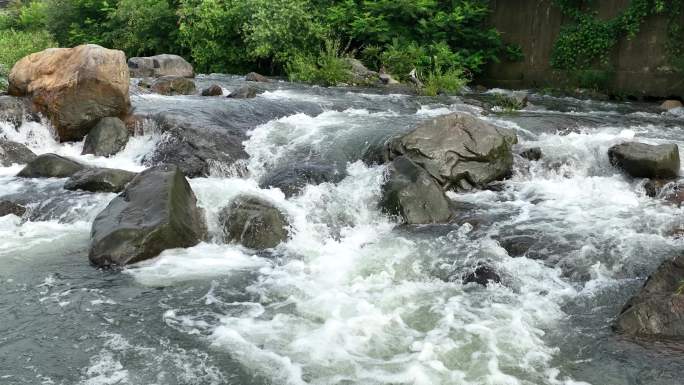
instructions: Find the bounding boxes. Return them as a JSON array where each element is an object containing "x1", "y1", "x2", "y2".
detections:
[
  {"x1": 8, "y1": 44, "x2": 130, "y2": 142},
  {"x1": 661, "y1": 100, "x2": 683, "y2": 111}
]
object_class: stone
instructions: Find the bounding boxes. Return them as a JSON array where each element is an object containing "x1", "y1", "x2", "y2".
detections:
[
  {"x1": 519, "y1": 147, "x2": 543, "y2": 161},
  {"x1": 201, "y1": 84, "x2": 223, "y2": 96},
  {"x1": 379, "y1": 73, "x2": 400, "y2": 85},
  {"x1": 0, "y1": 141, "x2": 36, "y2": 166},
  {"x1": 89, "y1": 165, "x2": 207, "y2": 267},
  {"x1": 379, "y1": 156, "x2": 452, "y2": 224},
  {"x1": 8, "y1": 44, "x2": 130, "y2": 142},
  {"x1": 64, "y1": 168, "x2": 136, "y2": 193},
  {"x1": 615, "y1": 255, "x2": 684, "y2": 338},
  {"x1": 227, "y1": 85, "x2": 261, "y2": 99},
  {"x1": 150, "y1": 76, "x2": 196, "y2": 95},
  {"x1": 463, "y1": 263, "x2": 502, "y2": 286},
  {"x1": 608, "y1": 142, "x2": 680, "y2": 179},
  {"x1": 387, "y1": 113, "x2": 517, "y2": 191},
  {"x1": 17, "y1": 154, "x2": 85, "y2": 178},
  {"x1": 127, "y1": 54, "x2": 194, "y2": 78},
  {"x1": 245, "y1": 72, "x2": 270, "y2": 82},
  {"x1": 0, "y1": 200, "x2": 26, "y2": 217},
  {"x1": 344, "y1": 58, "x2": 378, "y2": 85},
  {"x1": 82, "y1": 117, "x2": 129, "y2": 157},
  {"x1": 259, "y1": 162, "x2": 344, "y2": 198},
  {"x1": 0, "y1": 95, "x2": 40, "y2": 127},
  {"x1": 219, "y1": 195, "x2": 289, "y2": 250},
  {"x1": 661, "y1": 100, "x2": 683, "y2": 111}
]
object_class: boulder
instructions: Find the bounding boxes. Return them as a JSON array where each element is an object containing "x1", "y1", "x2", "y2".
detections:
[
  {"x1": 82, "y1": 117, "x2": 129, "y2": 157},
  {"x1": 127, "y1": 54, "x2": 194, "y2": 78},
  {"x1": 386, "y1": 113, "x2": 517, "y2": 191},
  {"x1": 227, "y1": 85, "x2": 261, "y2": 99},
  {"x1": 17, "y1": 154, "x2": 85, "y2": 178},
  {"x1": 0, "y1": 141, "x2": 36, "y2": 166},
  {"x1": 644, "y1": 179, "x2": 684, "y2": 206},
  {"x1": 219, "y1": 195, "x2": 289, "y2": 250},
  {"x1": 608, "y1": 142, "x2": 680, "y2": 179},
  {"x1": 379, "y1": 73, "x2": 399, "y2": 85},
  {"x1": 519, "y1": 147, "x2": 543, "y2": 161},
  {"x1": 615, "y1": 255, "x2": 684, "y2": 338},
  {"x1": 150, "y1": 76, "x2": 196, "y2": 96},
  {"x1": 64, "y1": 168, "x2": 136, "y2": 193},
  {"x1": 8, "y1": 44, "x2": 130, "y2": 142},
  {"x1": 0, "y1": 200, "x2": 26, "y2": 217},
  {"x1": 463, "y1": 263, "x2": 501, "y2": 286},
  {"x1": 260, "y1": 162, "x2": 344, "y2": 198},
  {"x1": 201, "y1": 84, "x2": 223, "y2": 96},
  {"x1": 89, "y1": 165, "x2": 207, "y2": 267},
  {"x1": 379, "y1": 156, "x2": 452, "y2": 224},
  {"x1": 661, "y1": 100, "x2": 683, "y2": 111},
  {"x1": 0, "y1": 95, "x2": 40, "y2": 127},
  {"x1": 344, "y1": 58, "x2": 378, "y2": 85},
  {"x1": 245, "y1": 72, "x2": 270, "y2": 83}
]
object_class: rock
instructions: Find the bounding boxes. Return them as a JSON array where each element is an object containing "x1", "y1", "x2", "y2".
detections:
[
  {"x1": 88, "y1": 165, "x2": 207, "y2": 267},
  {"x1": 387, "y1": 113, "x2": 517, "y2": 191},
  {"x1": 499, "y1": 235, "x2": 537, "y2": 257},
  {"x1": 127, "y1": 54, "x2": 194, "y2": 78},
  {"x1": 259, "y1": 162, "x2": 345, "y2": 198},
  {"x1": 463, "y1": 263, "x2": 501, "y2": 286},
  {"x1": 150, "y1": 76, "x2": 196, "y2": 95},
  {"x1": 227, "y1": 85, "x2": 261, "y2": 99},
  {"x1": 519, "y1": 147, "x2": 543, "y2": 161},
  {"x1": 245, "y1": 72, "x2": 270, "y2": 83},
  {"x1": 344, "y1": 58, "x2": 378, "y2": 85},
  {"x1": 379, "y1": 73, "x2": 399, "y2": 85},
  {"x1": 82, "y1": 117, "x2": 129, "y2": 157},
  {"x1": 201, "y1": 84, "x2": 223, "y2": 96},
  {"x1": 0, "y1": 200, "x2": 26, "y2": 217},
  {"x1": 608, "y1": 142, "x2": 680, "y2": 179},
  {"x1": 644, "y1": 179, "x2": 684, "y2": 206},
  {"x1": 615, "y1": 255, "x2": 684, "y2": 338},
  {"x1": 64, "y1": 168, "x2": 136, "y2": 193},
  {"x1": 0, "y1": 95, "x2": 39, "y2": 127},
  {"x1": 0, "y1": 141, "x2": 36, "y2": 166},
  {"x1": 17, "y1": 154, "x2": 85, "y2": 178},
  {"x1": 219, "y1": 195, "x2": 289, "y2": 250},
  {"x1": 8, "y1": 44, "x2": 130, "y2": 142},
  {"x1": 661, "y1": 100, "x2": 683, "y2": 111},
  {"x1": 379, "y1": 156, "x2": 452, "y2": 224}
]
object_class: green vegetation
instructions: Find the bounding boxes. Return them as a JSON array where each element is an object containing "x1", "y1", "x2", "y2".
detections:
[{"x1": 0, "y1": 29, "x2": 56, "y2": 90}]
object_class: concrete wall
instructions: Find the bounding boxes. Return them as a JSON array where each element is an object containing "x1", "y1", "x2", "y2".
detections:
[{"x1": 482, "y1": 0, "x2": 684, "y2": 98}]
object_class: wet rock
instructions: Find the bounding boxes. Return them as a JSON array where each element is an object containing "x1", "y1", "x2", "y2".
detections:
[
  {"x1": 615, "y1": 255, "x2": 684, "y2": 338},
  {"x1": 463, "y1": 263, "x2": 501, "y2": 286},
  {"x1": 128, "y1": 54, "x2": 194, "y2": 78},
  {"x1": 8, "y1": 44, "x2": 130, "y2": 142},
  {"x1": 17, "y1": 154, "x2": 85, "y2": 178},
  {"x1": 661, "y1": 100, "x2": 683, "y2": 111},
  {"x1": 490, "y1": 91, "x2": 528, "y2": 110},
  {"x1": 387, "y1": 113, "x2": 517, "y2": 191},
  {"x1": 219, "y1": 195, "x2": 289, "y2": 250},
  {"x1": 89, "y1": 165, "x2": 207, "y2": 267},
  {"x1": 64, "y1": 168, "x2": 136, "y2": 193},
  {"x1": 82, "y1": 117, "x2": 129, "y2": 157},
  {"x1": 150, "y1": 76, "x2": 196, "y2": 96},
  {"x1": 245, "y1": 72, "x2": 270, "y2": 83},
  {"x1": 608, "y1": 142, "x2": 680, "y2": 179},
  {"x1": 644, "y1": 179, "x2": 684, "y2": 206},
  {"x1": 260, "y1": 162, "x2": 344, "y2": 197},
  {"x1": 379, "y1": 156, "x2": 452, "y2": 224},
  {"x1": 0, "y1": 141, "x2": 36, "y2": 166},
  {"x1": 0, "y1": 95, "x2": 40, "y2": 127},
  {"x1": 519, "y1": 147, "x2": 543, "y2": 161},
  {"x1": 344, "y1": 58, "x2": 378, "y2": 85},
  {"x1": 201, "y1": 84, "x2": 223, "y2": 96},
  {"x1": 227, "y1": 85, "x2": 261, "y2": 99},
  {"x1": 0, "y1": 200, "x2": 26, "y2": 217},
  {"x1": 499, "y1": 235, "x2": 537, "y2": 257}
]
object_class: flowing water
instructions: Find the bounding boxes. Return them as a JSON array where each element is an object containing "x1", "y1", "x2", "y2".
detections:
[{"x1": 1, "y1": 76, "x2": 684, "y2": 385}]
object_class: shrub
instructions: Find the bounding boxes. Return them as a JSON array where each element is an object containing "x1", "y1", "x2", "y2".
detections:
[
  {"x1": 422, "y1": 69, "x2": 468, "y2": 96},
  {"x1": 286, "y1": 39, "x2": 352, "y2": 86},
  {"x1": 109, "y1": 0, "x2": 182, "y2": 57}
]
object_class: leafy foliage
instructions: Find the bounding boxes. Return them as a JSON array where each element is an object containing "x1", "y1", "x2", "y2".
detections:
[
  {"x1": 286, "y1": 39, "x2": 353, "y2": 86},
  {"x1": 0, "y1": 29, "x2": 57, "y2": 90}
]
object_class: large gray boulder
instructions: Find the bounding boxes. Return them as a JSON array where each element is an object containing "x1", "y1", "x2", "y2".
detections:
[
  {"x1": 0, "y1": 141, "x2": 36, "y2": 166},
  {"x1": 615, "y1": 255, "x2": 684, "y2": 339},
  {"x1": 89, "y1": 165, "x2": 207, "y2": 267},
  {"x1": 387, "y1": 113, "x2": 517, "y2": 191},
  {"x1": 17, "y1": 154, "x2": 85, "y2": 178},
  {"x1": 608, "y1": 142, "x2": 680, "y2": 179},
  {"x1": 150, "y1": 76, "x2": 196, "y2": 96},
  {"x1": 379, "y1": 156, "x2": 452, "y2": 224},
  {"x1": 219, "y1": 196, "x2": 289, "y2": 250},
  {"x1": 82, "y1": 117, "x2": 129, "y2": 157},
  {"x1": 128, "y1": 54, "x2": 194, "y2": 78},
  {"x1": 64, "y1": 168, "x2": 136, "y2": 193}
]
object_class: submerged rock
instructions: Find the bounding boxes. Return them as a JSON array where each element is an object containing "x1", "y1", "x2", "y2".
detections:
[
  {"x1": 150, "y1": 76, "x2": 196, "y2": 95},
  {"x1": 260, "y1": 162, "x2": 344, "y2": 197},
  {"x1": 82, "y1": 117, "x2": 129, "y2": 157},
  {"x1": 8, "y1": 44, "x2": 130, "y2": 142},
  {"x1": 608, "y1": 142, "x2": 679, "y2": 179},
  {"x1": 615, "y1": 255, "x2": 684, "y2": 339},
  {"x1": 661, "y1": 100, "x2": 683, "y2": 111},
  {"x1": 227, "y1": 85, "x2": 261, "y2": 99},
  {"x1": 0, "y1": 200, "x2": 26, "y2": 217},
  {"x1": 387, "y1": 113, "x2": 517, "y2": 191},
  {"x1": 379, "y1": 156, "x2": 452, "y2": 224},
  {"x1": 201, "y1": 84, "x2": 223, "y2": 96},
  {"x1": 89, "y1": 165, "x2": 207, "y2": 268},
  {"x1": 64, "y1": 168, "x2": 136, "y2": 193},
  {"x1": 219, "y1": 195, "x2": 289, "y2": 250},
  {"x1": 0, "y1": 141, "x2": 36, "y2": 166},
  {"x1": 128, "y1": 54, "x2": 194, "y2": 78},
  {"x1": 245, "y1": 72, "x2": 270, "y2": 83},
  {"x1": 519, "y1": 147, "x2": 543, "y2": 161},
  {"x1": 463, "y1": 263, "x2": 501, "y2": 286},
  {"x1": 17, "y1": 154, "x2": 85, "y2": 178}
]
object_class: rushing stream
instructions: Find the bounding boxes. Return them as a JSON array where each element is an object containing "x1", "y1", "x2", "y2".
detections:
[{"x1": 1, "y1": 75, "x2": 684, "y2": 385}]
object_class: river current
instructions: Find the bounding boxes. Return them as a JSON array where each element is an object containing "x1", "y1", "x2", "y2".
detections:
[{"x1": 1, "y1": 75, "x2": 683, "y2": 385}]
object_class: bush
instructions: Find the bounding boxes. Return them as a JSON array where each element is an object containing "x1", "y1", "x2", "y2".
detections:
[
  {"x1": 422, "y1": 69, "x2": 468, "y2": 96},
  {"x1": 0, "y1": 29, "x2": 57, "y2": 90},
  {"x1": 286, "y1": 40, "x2": 352, "y2": 86},
  {"x1": 109, "y1": 0, "x2": 181, "y2": 57}
]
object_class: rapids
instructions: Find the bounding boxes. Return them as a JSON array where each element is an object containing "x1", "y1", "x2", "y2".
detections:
[{"x1": 1, "y1": 75, "x2": 683, "y2": 385}]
